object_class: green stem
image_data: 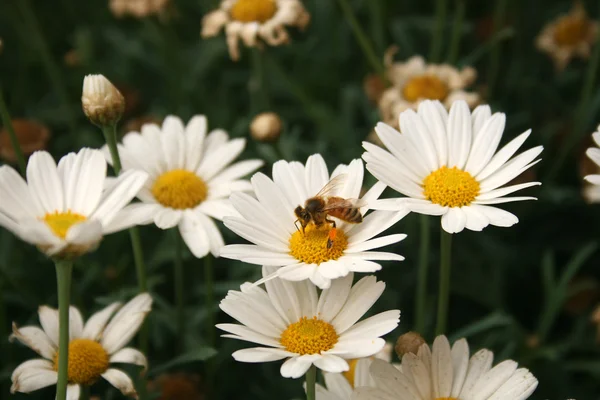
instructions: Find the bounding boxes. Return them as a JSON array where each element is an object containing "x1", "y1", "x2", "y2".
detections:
[
  {"x1": 447, "y1": 0, "x2": 466, "y2": 64},
  {"x1": 101, "y1": 125, "x2": 123, "y2": 173},
  {"x1": 547, "y1": 9, "x2": 600, "y2": 180},
  {"x1": 55, "y1": 259, "x2": 73, "y2": 400},
  {"x1": 0, "y1": 88, "x2": 26, "y2": 176},
  {"x1": 414, "y1": 215, "x2": 430, "y2": 335},
  {"x1": 174, "y1": 230, "x2": 185, "y2": 351},
  {"x1": 487, "y1": 0, "x2": 508, "y2": 99},
  {"x1": 430, "y1": 0, "x2": 449, "y2": 62},
  {"x1": 336, "y1": 0, "x2": 387, "y2": 81},
  {"x1": 305, "y1": 364, "x2": 317, "y2": 400},
  {"x1": 16, "y1": 0, "x2": 76, "y2": 133},
  {"x1": 250, "y1": 48, "x2": 269, "y2": 112},
  {"x1": 204, "y1": 254, "x2": 214, "y2": 347},
  {"x1": 435, "y1": 230, "x2": 453, "y2": 336}
]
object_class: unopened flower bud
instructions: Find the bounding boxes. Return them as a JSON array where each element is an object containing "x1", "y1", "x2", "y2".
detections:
[
  {"x1": 82, "y1": 74, "x2": 125, "y2": 127},
  {"x1": 250, "y1": 112, "x2": 282, "y2": 142},
  {"x1": 395, "y1": 331, "x2": 426, "y2": 357}
]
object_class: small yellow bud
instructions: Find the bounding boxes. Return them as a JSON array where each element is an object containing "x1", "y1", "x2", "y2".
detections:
[
  {"x1": 81, "y1": 74, "x2": 125, "y2": 127},
  {"x1": 250, "y1": 112, "x2": 282, "y2": 142},
  {"x1": 394, "y1": 331, "x2": 426, "y2": 357}
]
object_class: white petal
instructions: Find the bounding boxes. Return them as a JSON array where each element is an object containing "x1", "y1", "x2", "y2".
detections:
[
  {"x1": 450, "y1": 338, "x2": 470, "y2": 397},
  {"x1": 369, "y1": 358, "x2": 421, "y2": 399},
  {"x1": 432, "y1": 335, "x2": 453, "y2": 397},
  {"x1": 469, "y1": 205, "x2": 518, "y2": 228},
  {"x1": 101, "y1": 293, "x2": 152, "y2": 354},
  {"x1": 281, "y1": 355, "x2": 318, "y2": 378},
  {"x1": 109, "y1": 347, "x2": 148, "y2": 371},
  {"x1": 82, "y1": 302, "x2": 121, "y2": 340},
  {"x1": 459, "y1": 349, "x2": 494, "y2": 397},
  {"x1": 462, "y1": 206, "x2": 490, "y2": 231},
  {"x1": 63, "y1": 149, "x2": 106, "y2": 215},
  {"x1": 476, "y1": 130, "x2": 532, "y2": 181},
  {"x1": 339, "y1": 310, "x2": 400, "y2": 341},
  {"x1": 232, "y1": 347, "x2": 293, "y2": 363},
  {"x1": 0, "y1": 166, "x2": 36, "y2": 218},
  {"x1": 487, "y1": 368, "x2": 538, "y2": 400},
  {"x1": 65, "y1": 384, "x2": 81, "y2": 400},
  {"x1": 154, "y1": 208, "x2": 183, "y2": 229},
  {"x1": 26, "y1": 151, "x2": 63, "y2": 214},
  {"x1": 179, "y1": 211, "x2": 211, "y2": 258},
  {"x1": 68, "y1": 306, "x2": 84, "y2": 340},
  {"x1": 197, "y1": 138, "x2": 246, "y2": 181},
  {"x1": 304, "y1": 154, "x2": 330, "y2": 197},
  {"x1": 101, "y1": 368, "x2": 137, "y2": 397},
  {"x1": 446, "y1": 100, "x2": 472, "y2": 169},
  {"x1": 477, "y1": 182, "x2": 541, "y2": 201},
  {"x1": 313, "y1": 354, "x2": 349, "y2": 374},
  {"x1": 218, "y1": 323, "x2": 282, "y2": 347},
  {"x1": 464, "y1": 113, "x2": 506, "y2": 176},
  {"x1": 441, "y1": 207, "x2": 467, "y2": 233},
  {"x1": 11, "y1": 361, "x2": 57, "y2": 394},
  {"x1": 468, "y1": 360, "x2": 518, "y2": 399},
  {"x1": 38, "y1": 306, "x2": 59, "y2": 347},
  {"x1": 91, "y1": 170, "x2": 149, "y2": 226},
  {"x1": 184, "y1": 115, "x2": 207, "y2": 171},
  {"x1": 330, "y1": 276, "x2": 385, "y2": 333},
  {"x1": 102, "y1": 203, "x2": 159, "y2": 234},
  {"x1": 10, "y1": 324, "x2": 56, "y2": 359},
  {"x1": 316, "y1": 273, "x2": 353, "y2": 322},
  {"x1": 65, "y1": 219, "x2": 103, "y2": 248}
]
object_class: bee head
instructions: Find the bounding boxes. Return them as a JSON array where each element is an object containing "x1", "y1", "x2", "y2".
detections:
[{"x1": 294, "y1": 206, "x2": 311, "y2": 223}]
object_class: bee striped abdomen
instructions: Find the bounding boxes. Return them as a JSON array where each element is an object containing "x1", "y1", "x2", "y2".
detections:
[{"x1": 328, "y1": 206, "x2": 363, "y2": 223}]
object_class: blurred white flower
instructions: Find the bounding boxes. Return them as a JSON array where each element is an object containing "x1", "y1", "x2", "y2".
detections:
[
  {"x1": 104, "y1": 116, "x2": 263, "y2": 258},
  {"x1": 364, "y1": 100, "x2": 542, "y2": 234},
  {"x1": 11, "y1": 293, "x2": 152, "y2": 398},
  {"x1": 202, "y1": 0, "x2": 310, "y2": 61},
  {"x1": 217, "y1": 269, "x2": 400, "y2": 379},
  {"x1": 0, "y1": 149, "x2": 148, "y2": 258}
]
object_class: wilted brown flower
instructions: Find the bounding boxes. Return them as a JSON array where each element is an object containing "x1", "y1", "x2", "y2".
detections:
[
  {"x1": 150, "y1": 373, "x2": 204, "y2": 400},
  {"x1": 110, "y1": 0, "x2": 169, "y2": 18},
  {"x1": 202, "y1": 0, "x2": 310, "y2": 61},
  {"x1": 250, "y1": 112, "x2": 282, "y2": 142},
  {"x1": 378, "y1": 49, "x2": 480, "y2": 129},
  {"x1": 394, "y1": 331, "x2": 426, "y2": 358},
  {"x1": 536, "y1": 1, "x2": 599, "y2": 71},
  {"x1": 363, "y1": 73, "x2": 386, "y2": 104},
  {"x1": 64, "y1": 49, "x2": 81, "y2": 67},
  {"x1": 592, "y1": 304, "x2": 600, "y2": 343},
  {"x1": 0, "y1": 119, "x2": 50, "y2": 164}
]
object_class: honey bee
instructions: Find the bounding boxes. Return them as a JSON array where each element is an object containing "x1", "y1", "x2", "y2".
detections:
[{"x1": 294, "y1": 174, "x2": 366, "y2": 249}]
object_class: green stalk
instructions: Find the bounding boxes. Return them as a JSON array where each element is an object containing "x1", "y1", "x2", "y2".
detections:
[
  {"x1": 548, "y1": 11, "x2": 600, "y2": 180},
  {"x1": 0, "y1": 88, "x2": 26, "y2": 176},
  {"x1": 305, "y1": 364, "x2": 317, "y2": 400},
  {"x1": 250, "y1": 48, "x2": 269, "y2": 112},
  {"x1": 174, "y1": 230, "x2": 185, "y2": 351},
  {"x1": 430, "y1": 0, "x2": 449, "y2": 62},
  {"x1": 447, "y1": 0, "x2": 466, "y2": 64},
  {"x1": 336, "y1": 0, "x2": 387, "y2": 81},
  {"x1": 435, "y1": 230, "x2": 453, "y2": 336},
  {"x1": 414, "y1": 215, "x2": 431, "y2": 335},
  {"x1": 55, "y1": 259, "x2": 73, "y2": 400},
  {"x1": 487, "y1": 0, "x2": 508, "y2": 99},
  {"x1": 204, "y1": 254, "x2": 215, "y2": 346},
  {"x1": 16, "y1": 0, "x2": 76, "y2": 133},
  {"x1": 101, "y1": 125, "x2": 123, "y2": 172}
]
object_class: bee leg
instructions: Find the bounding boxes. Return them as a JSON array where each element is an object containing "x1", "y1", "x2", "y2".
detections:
[
  {"x1": 294, "y1": 219, "x2": 305, "y2": 235},
  {"x1": 326, "y1": 219, "x2": 337, "y2": 249}
]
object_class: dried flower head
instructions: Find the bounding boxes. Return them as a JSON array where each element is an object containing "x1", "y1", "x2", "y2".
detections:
[
  {"x1": 394, "y1": 331, "x2": 426, "y2": 357},
  {"x1": 201, "y1": 0, "x2": 310, "y2": 61},
  {"x1": 64, "y1": 49, "x2": 81, "y2": 67},
  {"x1": 363, "y1": 73, "x2": 386, "y2": 104},
  {"x1": 536, "y1": 1, "x2": 599, "y2": 71},
  {"x1": 150, "y1": 373, "x2": 204, "y2": 400},
  {"x1": 0, "y1": 119, "x2": 50, "y2": 164},
  {"x1": 250, "y1": 112, "x2": 282, "y2": 142},
  {"x1": 82, "y1": 74, "x2": 125, "y2": 127},
  {"x1": 378, "y1": 50, "x2": 480, "y2": 129},
  {"x1": 592, "y1": 304, "x2": 600, "y2": 343},
  {"x1": 110, "y1": 0, "x2": 169, "y2": 18}
]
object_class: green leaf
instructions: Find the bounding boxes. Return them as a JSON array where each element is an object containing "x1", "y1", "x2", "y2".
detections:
[{"x1": 148, "y1": 347, "x2": 217, "y2": 376}]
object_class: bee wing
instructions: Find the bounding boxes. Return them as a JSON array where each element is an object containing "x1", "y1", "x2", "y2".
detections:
[
  {"x1": 322, "y1": 197, "x2": 367, "y2": 211},
  {"x1": 315, "y1": 174, "x2": 348, "y2": 198}
]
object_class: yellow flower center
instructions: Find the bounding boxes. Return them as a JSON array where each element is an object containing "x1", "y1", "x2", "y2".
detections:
[
  {"x1": 342, "y1": 359, "x2": 359, "y2": 387},
  {"x1": 151, "y1": 169, "x2": 208, "y2": 209},
  {"x1": 402, "y1": 75, "x2": 449, "y2": 102},
  {"x1": 553, "y1": 15, "x2": 589, "y2": 46},
  {"x1": 289, "y1": 224, "x2": 348, "y2": 265},
  {"x1": 53, "y1": 339, "x2": 109, "y2": 385},
  {"x1": 230, "y1": 0, "x2": 277, "y2": 23},
  {"x1": 423, "y1": 166, "x2": 480, "y2": 207},
  {"x1": 43, "y1": 211, "x2": 87, "y2": 239},
  {"x1": 280, "y1": 316, "x2": 338, "y2": 355}
]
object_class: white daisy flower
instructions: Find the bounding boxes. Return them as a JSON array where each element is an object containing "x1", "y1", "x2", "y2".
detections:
[
  {"x1": 220, "y1": 154, "x2": 408, "y2": 289},
  {"x1": 105, "y1": 115, "x2": 263, "y2": 258},
  {"x1": 217, "y1": 268, "x2": 400, "y2": 379},
  {"x1": 0, "y1": 148, "x2": 148, "y2": 258},
  {"x1": 353, "y1": 335, "x2": 538, "y2": 400},
  {"x1": 10, "y1": 293, "x2": 152, "y2": 398},
  {"x1": 363, "y1": 100, "x2": 543, "y2": 234},
  {"x1": 583, "y1": 125, "x2": 600, "y2": 199},
  {"x1": 201, "y1": 0, "x2": 310, "y2": 61}
]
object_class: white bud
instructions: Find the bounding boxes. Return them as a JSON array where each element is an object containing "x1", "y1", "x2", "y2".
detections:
[{"x1": 81, "y1": 74, "x2": 125, "y2": 127}]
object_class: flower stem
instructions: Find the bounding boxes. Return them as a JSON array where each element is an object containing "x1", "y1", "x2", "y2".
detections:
[
  {"x1": 447, "y1": 0, "x2": 466, "y2": 64},
  {"x1": 174, "y1": 230, "x2": 185, "y2": 351},
  {"x1": 0, "y1": 87, "x2": 26, "y2": 176},
  {"x1": 430, "y1": 0, "x2": 449, "y2": 62},
  {"x1": 55, "y1": 259, "x2": 73, "y2": 400},
  {"x1": 305, "y1": 364, "x2": 317, "y2": 400},
  {"x1": 250, "y1": 48, "x2": 269, "y2": 112},
  {"x1": 414, "y1": 215, "x2": 431, "y2": 335},
  {"x1": 336, "y1": 0, "x2": 387, "y2": 81},
  {"x1": 435, "y1": 230, "x2": 453, "y2": 336},
  {"x1": 101, "y1": 125, "x2": 123, "y2": 173},
  {"x1": 204, "y1": 254, "x2": 214, "y2": 346}
]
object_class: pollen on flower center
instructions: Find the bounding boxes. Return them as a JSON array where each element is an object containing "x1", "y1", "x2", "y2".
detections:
[
  {"x1": 402, "y1": 75, "x2": 449, "y2": 102},
  {"x1": 280, "y1": 316, "x2": 338, "y2": 355},
  {"x1": 151, "y1": 169, "x2": 208, "y2": 209},
  {"x1": 423, "y1": 166, "x2": 480, "y2": 207},
  {"x1": 53, "y1": 339, "x2": 109, "y2": 385},
  {"x1": 289, "y1": 224, "x2": 347, "y2": 265},
  {"x1": 553, "y1": 16, "x2": 589, "y2": 46},
  {"x1": 43, "y1": 211, "x2": 87, "y2": 239},
  {"x1": 230, "y1": 0, "x2": 277, "y2": 23}
]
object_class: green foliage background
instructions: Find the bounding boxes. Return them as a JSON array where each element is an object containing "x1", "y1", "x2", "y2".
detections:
[{"x1": 1, "y1": 0, "x2": 600, "y2": 399}]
